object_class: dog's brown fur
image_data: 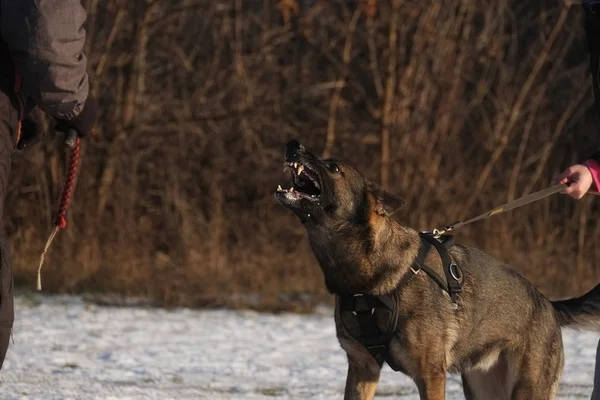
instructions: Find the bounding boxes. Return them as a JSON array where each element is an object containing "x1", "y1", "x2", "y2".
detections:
[{"x1": 275, "y1": 140, "x2": 600, "y2": 400}]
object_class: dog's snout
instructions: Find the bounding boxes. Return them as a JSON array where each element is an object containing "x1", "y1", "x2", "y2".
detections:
[{"x1": 285, "y1": 139, "x2": 305, "y2": 159}]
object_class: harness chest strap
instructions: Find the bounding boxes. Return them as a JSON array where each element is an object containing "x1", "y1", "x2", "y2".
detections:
[
  {"x1": 418, "y1": 232, "x2": 464, "y2": 303},
  {"x1": 339, "y1": 292, "x2": 404, "y2": 372},
  {"x1": 338, "y1": 233, "x2": 464, "y2": 372}
]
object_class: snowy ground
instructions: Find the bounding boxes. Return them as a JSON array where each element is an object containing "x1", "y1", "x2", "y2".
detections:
[{"x1": 0, "y1": 294, "x2": 598, "y2": 400}]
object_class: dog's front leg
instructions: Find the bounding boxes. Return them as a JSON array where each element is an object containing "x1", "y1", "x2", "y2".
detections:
[
  {"x1": 343, "y1": 358, "x2": 382, "y2": 400},
  {"x1": 415, "y1": 373, "x2": 446, "y2": 400}
]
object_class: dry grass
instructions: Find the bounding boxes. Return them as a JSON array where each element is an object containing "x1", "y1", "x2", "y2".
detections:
[{"x1": 6, "y1": 0, "x2": 600, "y2": 311}]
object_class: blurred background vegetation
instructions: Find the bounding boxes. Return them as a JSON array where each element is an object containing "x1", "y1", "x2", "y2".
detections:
[{"x1": 7, "y1": 0, "x2": 600, "y2": 312}]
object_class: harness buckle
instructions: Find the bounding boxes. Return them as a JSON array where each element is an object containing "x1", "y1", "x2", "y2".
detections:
[
  {"x1": 432, "y1": 225, "x2": 456, "y2": 238},
  {"x1": 366, "y1": 344, "x2": 387, "y2": 351},
  {"x1": 432, "y1": 228, "x2": 445, "y2": 238}
]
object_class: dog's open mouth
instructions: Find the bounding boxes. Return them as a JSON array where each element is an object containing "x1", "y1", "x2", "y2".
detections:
[{"x1": 277, "y1": 161, "x2": 321, "y2": 201}]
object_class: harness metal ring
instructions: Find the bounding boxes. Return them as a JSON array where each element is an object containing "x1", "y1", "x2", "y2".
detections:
[{"x1": 449, "y1": 263, "x2": 462, "y2": 282}]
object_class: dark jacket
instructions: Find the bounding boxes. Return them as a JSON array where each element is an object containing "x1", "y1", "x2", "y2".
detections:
[
  {"x1": 0, "y1": 0, "x2": 89, "y2": 122},
  {"x1": 583, "y1": 1, "x2": 600, "y2": 162}
]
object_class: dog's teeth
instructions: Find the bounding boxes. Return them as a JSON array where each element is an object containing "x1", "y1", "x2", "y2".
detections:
[
  {"x1": 277, "y1": 185, "x2": 283, "y2": 191},
  {"x1": 293, "y1": 162, "x2": 298, "y2": 168},
  {"x1": 297, "y1": 165, "x2": 304, "y2": 175}
]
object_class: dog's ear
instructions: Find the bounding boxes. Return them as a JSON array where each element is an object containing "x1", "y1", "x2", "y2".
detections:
[{"x1": 366, "y1": 181, "x2": 405, "y2": 216}]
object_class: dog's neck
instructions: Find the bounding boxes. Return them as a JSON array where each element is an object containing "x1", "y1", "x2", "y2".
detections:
[{"x1": 306, "y1": 213, "x2": 421, "y2": 296}]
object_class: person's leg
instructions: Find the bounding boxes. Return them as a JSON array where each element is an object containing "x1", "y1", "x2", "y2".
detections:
[
  {"x1": 592, "y1": 339, "x2": 600, "y2": 400},
  {"x1": 0, "y1": 89, "x2": 19, "y2": 369},
  {"x1": 584, "y1": 4, "x2": 600, "y2": 398},
  {"x1": 0, "y1": 213, "x2": 13, "y2": 371},
  {"x1": 0, "y1": 55, "x2": 20, "y2": 370}
]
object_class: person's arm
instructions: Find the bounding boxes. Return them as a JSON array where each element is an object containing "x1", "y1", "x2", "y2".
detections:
[
  {"x1": 583, "y1": 1, "x2": 600, "y2": 100},
  {"x1": 582, "y1": 157, "x2": 600, "y2": 193},
  {"x1": 555, "y1": 2, "x2": 600, "y2": 199},
  {"x1": 0, "y1": 0, "x2": 97, "y2": 136},
  {"x1": 583, "y1": 149, "x2": 600, "y2": 193},
  {"x1": 581, "y1": 2, "x2": 600, "y2": 193}
]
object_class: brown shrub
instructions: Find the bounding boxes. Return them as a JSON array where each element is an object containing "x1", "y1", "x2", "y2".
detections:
[{"x1": 7, "y1": 0, "x2": 600, "y2": 311}]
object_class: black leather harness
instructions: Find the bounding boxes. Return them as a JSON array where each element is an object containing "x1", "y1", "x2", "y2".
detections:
[{"x1": 338, "y1": 232, "x2": 464, "y2": 372}]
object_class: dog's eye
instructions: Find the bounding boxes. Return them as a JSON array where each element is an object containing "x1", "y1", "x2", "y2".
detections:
[{"x1": 330, "y1": 164, "x2": 340, "y2": 173}]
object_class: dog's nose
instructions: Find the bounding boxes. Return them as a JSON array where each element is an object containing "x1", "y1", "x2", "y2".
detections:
[{"x1": 285, "y1": 140, "x2": 304, "y2": 158}]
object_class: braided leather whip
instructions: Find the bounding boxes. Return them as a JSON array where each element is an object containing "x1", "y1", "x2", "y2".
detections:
[{"x1": 37, "y1": 130, "x2": 81, "y2": 290}]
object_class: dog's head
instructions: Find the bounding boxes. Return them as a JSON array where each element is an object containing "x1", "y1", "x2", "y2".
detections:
[{"x1": 275, "y1": 140, "x2": 405, "y2": 226}]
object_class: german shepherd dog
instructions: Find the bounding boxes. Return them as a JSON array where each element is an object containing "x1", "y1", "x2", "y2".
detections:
[{"x1": 275, "y1": 140, "x2": 600, "y2": 400}]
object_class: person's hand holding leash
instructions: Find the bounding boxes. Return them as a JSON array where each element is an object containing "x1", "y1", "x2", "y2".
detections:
[
  {"x1": 53, "y1": 92, "x2": 98, "y2": 139},
  {"x1": 54, "y1": 92, "x2": 99, "y2": 148},
  {"x1": 554, "y1": 164, "x2": 595, "y2": 199}
]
